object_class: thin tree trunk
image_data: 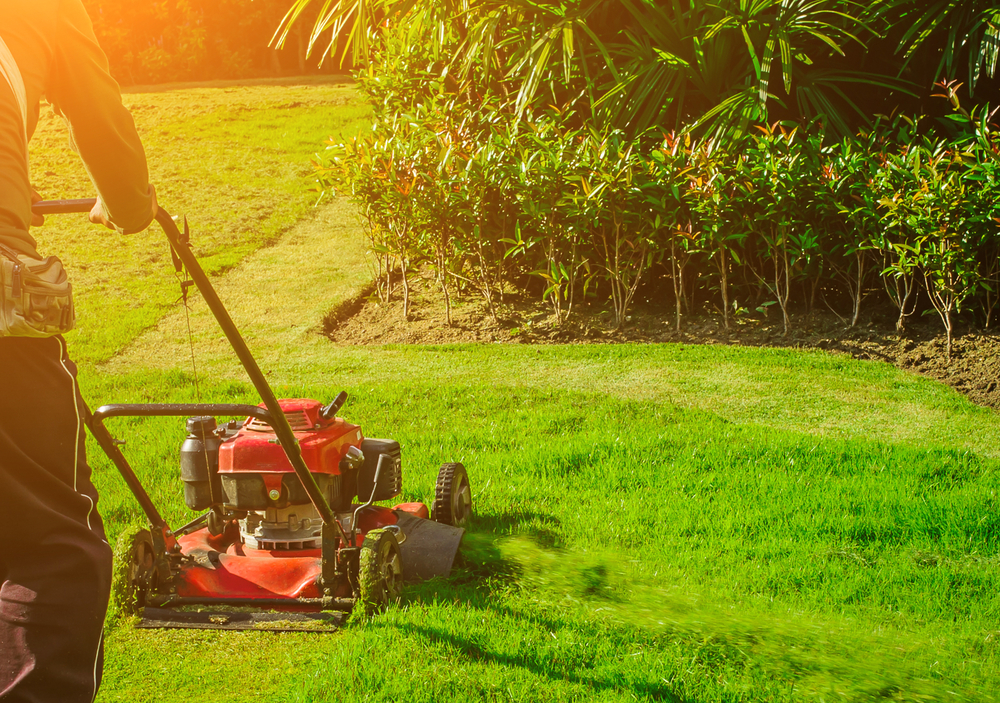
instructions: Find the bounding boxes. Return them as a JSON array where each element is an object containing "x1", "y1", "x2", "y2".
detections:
[
  {"x1": 671, "y1": 237, "x2": 683, "y2": 333},
  {"x1": 771, "y1": 240, "x2": 791, "y2": 335},
  {"x1": 384, "y1": 254, "x2": 393, "y2": 304},
  {"x1": 778, "y1": 252, "x2": 790, "y2": 334},
  {"x1": 441, "y1": 276, "x2": 452, "y2": 326},
  {"x1": 435, "y1": 241, "x2": 452, "y2": 327},
  {"x1": 945, "y1": 310, "x2": 953, "y2": 360},
  {"x1": 924, "y1": 272, "x2": 956, "y2": 361},
  {"x1": 717, "y1": 247, "x2": 730, "y2": 331},
  {"x1": 476, "y1": 245, "x2": 498, "y2": 324},
  {"x1": 850, "y1": 249, "x2": 865, "y2": 328},
  {"x1": 609, "y1": 227, "x2": 619, "y2": 329},
  {"x1": 566, "y1": 239, "x2": 579, "y2": 320},
  {"x1": 893, "y1": 275, "x2": 917, "y2": 333},
  {"x1": 809, "y1": 270, "x2": 821, "y2": 316},
  {"x1": 400, "y1": 259, "x2": 410, "y2": 319},
  {"x1": 985, "y1": 253, "x2": 999, "y2": 329}
]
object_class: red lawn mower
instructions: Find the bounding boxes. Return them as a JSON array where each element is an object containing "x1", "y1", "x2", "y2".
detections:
[{"x1": 34, "y1": 200, "x2": 473, "y2": 631}]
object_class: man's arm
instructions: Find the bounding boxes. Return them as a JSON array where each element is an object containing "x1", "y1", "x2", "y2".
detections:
[{"x1": 48, "y1": 0, "x2": 156, "y2": 233}]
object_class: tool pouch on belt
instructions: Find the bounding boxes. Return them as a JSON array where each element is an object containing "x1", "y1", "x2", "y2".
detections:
[
  {"x1": 0, "y1": 243, "x2": 75, "y2": 338},
  {"x1": 0, "y1": 35, "x2": 73, "y2": 337}
]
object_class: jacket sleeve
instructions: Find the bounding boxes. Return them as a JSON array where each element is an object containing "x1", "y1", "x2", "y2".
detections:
[{"x1": 47, "y1": 0, "x2": 153, "y2": 233}]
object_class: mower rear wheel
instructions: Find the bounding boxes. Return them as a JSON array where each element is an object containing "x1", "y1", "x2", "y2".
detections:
[
  {"x1": 357, "y1": 529, "x2": 403, "y2": 615},
  {"x1": 110, "y1": 527, "x2": 157, "y2": 619},
  {"x1": 433, "y1": 462, "x2": 472, "y2": 528}
]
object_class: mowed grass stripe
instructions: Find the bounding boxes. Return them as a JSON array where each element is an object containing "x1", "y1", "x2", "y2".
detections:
[
  {"x1": 98, "y1": 195, "x2": 369, "y2": 377},
  {"x1": 100, "y1": 272, "x2": 1000, "y2": 458}
]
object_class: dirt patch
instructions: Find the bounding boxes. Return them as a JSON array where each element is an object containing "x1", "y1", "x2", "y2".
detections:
[{"x1": 326, "y1": 276, "x2": 1000, "y2": 412}]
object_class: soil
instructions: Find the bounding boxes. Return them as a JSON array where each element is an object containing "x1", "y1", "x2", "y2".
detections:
[{"x1": 324, "y1": 275, "x2": 1000, "y2": 412}]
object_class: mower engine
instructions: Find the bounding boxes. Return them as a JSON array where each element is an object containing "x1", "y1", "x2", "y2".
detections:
[
  {"x1": 213, "y1": 398, "x2": 400, "y2": 550},
  {"x1": 180, "y1": 398, "x2": 405, "y2": 546}
]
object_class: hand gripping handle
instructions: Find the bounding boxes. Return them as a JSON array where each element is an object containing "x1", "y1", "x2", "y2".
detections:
[{"x1": 32, "y1": 199, "x2": 179, "y2": 240}]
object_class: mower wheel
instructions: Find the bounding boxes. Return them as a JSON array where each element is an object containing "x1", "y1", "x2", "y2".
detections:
[
  {"x1": 110, "y1": 527, "x2": 156, "y2": 620},
  {"x1": 357, "y1": 528, "x2": 403, "y2": 615},
  {"x1": 433, "y1": 462, "x2": 472, "y2": 528}
]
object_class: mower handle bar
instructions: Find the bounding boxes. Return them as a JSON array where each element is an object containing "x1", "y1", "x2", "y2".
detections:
[
  {"x1": 35, "y1": 198, "x2": 348, "y2": 543},
  {"x1": 31, "y1": 198, "x2": 97, "y2": 215},
  {"x1": 32, "y1": 197, "x2": 180, "y2": 237},
  {"x1": 91, "y1": 403, "x2": 273, "y2": 423}
]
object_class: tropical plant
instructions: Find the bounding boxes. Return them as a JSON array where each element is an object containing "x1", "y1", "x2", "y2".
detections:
[
  {"x1": 645, "y1": 132, "x2": 694, "y2": 332},
  {"x1": 684, "y1": 137, "x2": 747, "y2": 330},
  {"x1": 877, "y1": 132, "x2": 982, "y2": 355},
  {"x1": 821, "y1": 128, "x2": 886, "y2": 327},
  {"x1": 872, "y1": 0, "x2": 1000, "y2": 95},
  {"x1": 510, "y1": 119, "x2": 590, "y2": 325},
  {"x1": 739, "y1": 122, "x2": 821, "y2": 334},
  {"x1": 278, "y1": 0, "x2": 912, "y2": 139},
  {"x1": 578, "y1": 129, "x2": 653, "y2": 330},
  {"x1": 317, "y1": 136, "x2": 394, "y2": 305},
  {"x1": 461, "y1": 126, "x2": 521, "y2": 323},
  {"x1": 301, "y1": 0, "x2": 1000, "y2": 343},
  {"x1": 319, "y1": 117, "x2": 428, "y2": 319}
]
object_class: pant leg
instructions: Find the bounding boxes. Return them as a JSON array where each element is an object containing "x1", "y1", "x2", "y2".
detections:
[{"x1": 0, "y1": 336, "x2": 112, "y2": 703}]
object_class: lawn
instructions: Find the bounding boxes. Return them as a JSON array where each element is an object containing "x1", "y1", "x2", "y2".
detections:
[
  {"x1": 27, "y1": 80, "x2": 1000, "y2": 702},
  {"x1": 30, "y1": 76, "x2": 371, "y2": 365}
]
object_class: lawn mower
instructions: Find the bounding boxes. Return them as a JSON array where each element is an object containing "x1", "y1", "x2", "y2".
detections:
[{"x1": 33, "y1": 199, "x2": 473, "y2": 631}]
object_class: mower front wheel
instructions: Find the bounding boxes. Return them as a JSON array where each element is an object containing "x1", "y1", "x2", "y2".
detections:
[
  {"x1": 433, "y1": 462, "x2": 472, "y2": 528},
  {"x1": 110, "y1": 527, "x2": 156, "y2": 620},
  {"x1": 357, "y1": 528, "x2": 403, "y2": 615}
]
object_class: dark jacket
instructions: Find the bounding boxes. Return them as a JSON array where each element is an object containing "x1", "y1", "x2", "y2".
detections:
[{"x1": 0, "y1": 0, "x2": 153, "y2": 256}]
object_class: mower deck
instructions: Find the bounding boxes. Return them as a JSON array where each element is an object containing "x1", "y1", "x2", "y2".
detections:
[
  {"x1": 127, "y1": 505, "x2": 466, "y2": 630},
  {"x1": 168, "y1": 505, "x2": 414, "y2": 603},
  {"x1": 138, "y1": 608, "x2": 346, "y2": 632}
]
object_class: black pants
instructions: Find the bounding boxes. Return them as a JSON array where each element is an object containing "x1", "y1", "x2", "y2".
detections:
[{"x1": 0, "y1": 336, "x2": 111, "y2": 703}]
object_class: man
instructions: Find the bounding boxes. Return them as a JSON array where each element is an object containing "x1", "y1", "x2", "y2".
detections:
[{"x1": 0, "y1": 1, "x2": 157, "y2": 701}]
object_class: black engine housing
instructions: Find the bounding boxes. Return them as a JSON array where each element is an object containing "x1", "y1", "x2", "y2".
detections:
[{"x1": 357, "y1": 438, "x2": 402, "y2": 502}]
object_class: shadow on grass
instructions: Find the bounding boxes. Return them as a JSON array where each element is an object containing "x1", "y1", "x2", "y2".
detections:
[
  {"x1": 376, "y1": 619, "x2": 690, "y2": 702},
  {"x1": 393, "y1": 530, "x2": 696, "y2": 702}
]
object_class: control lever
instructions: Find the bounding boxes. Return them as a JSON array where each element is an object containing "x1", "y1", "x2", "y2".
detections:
[
  {"x1": 321, "y1": 391, "x2": 348, "y2": 420},
  {"x1": 351, "y1": 453, "x2": 388, "y2": 544}
]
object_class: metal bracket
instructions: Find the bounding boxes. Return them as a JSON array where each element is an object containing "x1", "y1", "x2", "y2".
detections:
[
  {"x1": 150, "y1": 525, "x2": 176, "y2": 585},
  {"x1": 320, "y1": 521, "x2": 341, "y2": 596}
]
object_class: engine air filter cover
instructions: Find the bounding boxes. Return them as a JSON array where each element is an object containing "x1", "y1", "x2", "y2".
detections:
[
  {"x1": 218, "y1": 399, "x2": 362, "y2": 478},
  {"x1": 358, "y1": 438, "x2": 403, "y2": 502}
]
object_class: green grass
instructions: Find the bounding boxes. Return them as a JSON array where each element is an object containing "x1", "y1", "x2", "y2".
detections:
[
  {"x1": 29, "y1": 78, "x2": 370, "y2": 364},
  {"x1": 27, "y1": 80, "x2": 998, "y2": 702},
  {"x1": 87, "y1": 356, "x2": 1000, "y2": 702}
]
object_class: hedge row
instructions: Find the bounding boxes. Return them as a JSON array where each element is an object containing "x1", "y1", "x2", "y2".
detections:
[{"x1": 318, "y1": 55, "x2": 1000, "y2": 356}]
